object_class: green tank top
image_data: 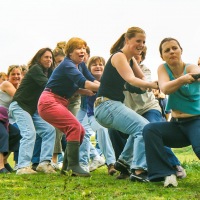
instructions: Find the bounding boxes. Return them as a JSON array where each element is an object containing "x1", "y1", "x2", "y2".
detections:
[{"x1": 164, "y1": 63, "x2": 200, "y2": 115}]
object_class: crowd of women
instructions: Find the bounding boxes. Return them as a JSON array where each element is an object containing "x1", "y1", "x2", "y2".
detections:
[{"x1": 0, "y1": 26, "x2": 200, "y2": 187}]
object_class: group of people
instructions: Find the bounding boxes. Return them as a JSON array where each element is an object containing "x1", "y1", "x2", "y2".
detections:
[{"x1": 0, "y1": 26, "x2": 200, "y2": 188}]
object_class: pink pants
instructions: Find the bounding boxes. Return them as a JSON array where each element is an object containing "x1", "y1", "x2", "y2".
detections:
[{"x1": 38, "y1": 91, "x2": 85, "y2": 143}]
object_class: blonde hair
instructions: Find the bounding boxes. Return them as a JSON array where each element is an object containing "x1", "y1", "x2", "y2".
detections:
[
  {"x1": 110, "y1": 27, "x2": 145, "y2": 54},
  {"x1": 7, "y1": 65, "x2": 22, "y2": 77},
  {"x1": 0, "y1": 72, "x2": 7, "y2": 80},
  {"x1": 64, "y1": 37, "x2": 87, "y2": 57}
]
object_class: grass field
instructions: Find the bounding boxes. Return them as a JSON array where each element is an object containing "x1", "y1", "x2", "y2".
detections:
[{"x1": 0, "y1": 146, "x2": 200, "y2": 200}]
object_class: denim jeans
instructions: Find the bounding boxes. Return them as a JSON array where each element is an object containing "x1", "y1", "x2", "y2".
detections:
[
  {"x1": 76, "y1": 108, "x2": 99, "y2": 165},
  {"x1": 31, "y1": 135, "x2": 42, "y2": 164},
  {"x1": 117, "y1": 109, "x2": 180, "y2": 169},
  {"x1": 143, "y1": 109, "x2": 180, "y2": 166},
  {"x1": 9, "y1": 101, "x2": 56, "y2": 168},
  {"x1": 143, "y1": 117, "x2": 200, "y2": 181},
  {"x1": 94, "y1": 100, "x2": 149, "y2": 170},
  {"x1": 88, "y1": 116, "x2": 116, "y2": 165}
]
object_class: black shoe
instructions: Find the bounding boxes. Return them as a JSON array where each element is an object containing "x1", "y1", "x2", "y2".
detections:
[
  {"x1": 5, "y1": 163, "x2": 13, "y2": 172},
  {"x1": 116, "y1": 172, "x2": 130, "y2": 179},
  {"x1": 114, "y1": 159, "x2": 130, "y2": 174},
  {"x1": 0, "y1": 168, "x2": 10, "y2": 174},
  {"x1": 32, "y1": 163, "x2": 39, "y2": 171},
  {"x1": 130, "y1": 171, "x2": 149, "y2": 182}
]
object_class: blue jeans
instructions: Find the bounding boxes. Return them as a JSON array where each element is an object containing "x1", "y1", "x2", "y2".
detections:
[
  {"x1": 143, "y1": 117, "x2": 200, "y2": 181},
  {"x1": 9, "y1": 101, "x2": 56, "y2": 168},
  {"x1": 88, "y1": 116, "x2": 116, "y2": 165},
  {"x1": 31, "y1": 135, "x2": 42, "y2": 164},
  {"x1": 76, "y1": 108, "x2": 99, "y2": 165},
  {"x1": 118, "y1": 109, "x2": 180, "y2": 169},
  {"x1": 94, "y1": 100, "x2": 149, "y2": 170},
  {"x1": 143, "y1": 110, "x2": 180, "y2": 166}
]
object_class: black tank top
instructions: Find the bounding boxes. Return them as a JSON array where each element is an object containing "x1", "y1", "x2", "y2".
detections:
[{"x1": 97, "y1": 51, "x2": 127, "y2": 102}]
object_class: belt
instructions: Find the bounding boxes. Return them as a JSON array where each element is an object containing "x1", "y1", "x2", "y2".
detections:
[
  {"x1": 94, "y1": 97, "x2": 110, "y2": 107},
  {"x1": 44, "y1": 88, "x2": 68, "y2": 99},
  {"x1": 171, "y1": 115, "x2": 200, "y2": 122}
]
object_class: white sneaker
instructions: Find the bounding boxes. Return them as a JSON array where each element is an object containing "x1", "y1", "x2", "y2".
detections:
[
  {"x1": 51, "y1": 162, "x2": 61, "y2": 171},
  {"x1": 13, "y1": 164, "x2": 18, "y2": 171},
  {"x1": 164, "y1": 174, "x2": 178, "y2": 187},
  {"x1": 80, "y1": 163, "x2": 89, "y2": 172},
  {"x1": 89, "y1": 156, "x2": 105, "y2": 172},
  {"x1": 176, "y1": 165, "x2": 187, "y2": 179},
  {"x1": 36, "y1": 161, "x2": 57, "y2": 174},
  {"x1": 16, "y1": 166, "x2": 37, "y2": 175}
]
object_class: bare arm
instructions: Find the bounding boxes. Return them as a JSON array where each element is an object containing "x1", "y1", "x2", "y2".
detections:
[
  {"x1": 158, "y1": 64, "x2": 199, "y2": 94},
  {"x1": 131, "y1": 57, "x2": 146, "y2": 80},
  {"x1": 0, "y1": 81, "x2": 17, "y2": 97},
  {"x1": 112, "y1": 52, "x2": 158, "y2": 89},
  {"x1": 84, "y1": 80, "x2": 99, "y2": 92}
]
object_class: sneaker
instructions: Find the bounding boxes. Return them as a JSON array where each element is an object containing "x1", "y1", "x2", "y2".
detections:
[
  {"x1": 116, "y1": 172, "x2": 130, "y2": 179},
  {"x1": 80, "y1": 163, "x2": 89, "y2": 173},
  {"x1": 130, "y1": 171, "x2": 149, "y2": 182},
  {"x1": 176, "y1": 165, "x2": 187, "y2": 179},
  {"x1": 36, "y1": 161, "x2": 57, "y2": 174},
  {"x1": 108, "y1": 164, "x2": 117, "y2": 175},
  {"x1": 51, "y1": 162, "x2": 61, "y2": 171},
  {"x1": 0, "y1": 168, "x2": 10, "y2": 174},
  {"x1": 13, "y1": 164, "x2": 18, "y2": 171},
  {"x1": 89, "y1": 156, "x2": 105, "y2": 172},
  {"x1": 164, "y1": 174, "x2": 178, "y2": 187},
  {"x1": 114, "y1": 159, "x2": 130, "y2": 174},
  {"x1": 5, "y1": 163, "x2": 13, "y2": 172},
  {"x1": 16, "y1": 167, "x2": 37, "y2": 175},
  {"x1": 32, "y1": 163, "x2": 39, "y2": 171}
]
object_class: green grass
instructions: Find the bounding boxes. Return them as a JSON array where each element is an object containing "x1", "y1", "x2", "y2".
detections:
[{"x1": 1, "y1": 146, "x2": 200, "y2": 200}]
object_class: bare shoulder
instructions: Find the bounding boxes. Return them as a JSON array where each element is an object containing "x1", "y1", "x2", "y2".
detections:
[
  {"x1": 186, "y1": 64, "x2": 200, "y2": 73},
  {"x1": 0, "y1": 81, "x2": 13, "y2": 90}
]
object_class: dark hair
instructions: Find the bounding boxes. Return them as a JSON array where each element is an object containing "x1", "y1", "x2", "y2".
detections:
[
  {"x1": 110, "y1": 27, "x2": 146, "y2": 54},
  {"x1": 28, "y1": 48, "x2": 55, "y2": 70},
  {"x1": 159, "y1": 37, "x2": 182, "y2": 57}
]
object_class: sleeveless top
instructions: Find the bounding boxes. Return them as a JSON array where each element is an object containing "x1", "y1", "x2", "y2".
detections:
[
  {"x1": 164, "y1": 63, "x2": 200, "y2": 115},
  {"x1": 97, "y1": 51, "x2": 127, "y2": 102},
  {"x1": 0, "y1": 89, "x2": 13, "y2": 109}
]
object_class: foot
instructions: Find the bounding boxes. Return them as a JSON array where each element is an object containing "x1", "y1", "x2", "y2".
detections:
[
  {"x1": 16, "y1": 167, "x2": 37, "y2": 175},
  {"x1": 164, "y1": 174, "x2": 178, "y2": 187},
  {"x1": 175, "y1": 165, "x2": 187, "y2": 179},
  {"x1": 0, "y1": 168, "x2": 10, "y2": 174},
  {"x1": 32, "y1": 163, "x2": 39, "y2": 171},
  {"x1": 108, "y1": 164, "x2": 117, "y2": 175},
  {"x1": 68, "y1": 165, "x2": 91, "y2": 177},
  {"x1": 36, "y1": 161, "x2": 57, "y2": 174},
  {"x1": 114, "y1": 159, "x2": 130, "y2": 174},
  {"x1": 13, "y1": 164, "x2": 18, "y2": 171},
  {"x1": 130, "y1": 170, "x2": 149, "y2": 182},
  {"x1": 116, "y1": 172, "x2": 130, "y2": 179},
  {"x1": 51, "y1": 161, "x2": 61, "y2": 171},
  {"x1": 80, "y1": 163, "x2": 89, "y2": 173},
  {"x1": 5, "y1": 163, "x2": 13, "y2": 172},
  {"x1": 89, "y1": 156, "x2": 105, "y2": 172}
]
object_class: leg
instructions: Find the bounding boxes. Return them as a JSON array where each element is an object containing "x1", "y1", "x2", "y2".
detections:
[
  {"x1": 9, "y1": 101, "x2": 36, "y2": 173},
  {"x1": 143, "y1": 121, "x2": 190, "y2": 181}
]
